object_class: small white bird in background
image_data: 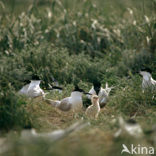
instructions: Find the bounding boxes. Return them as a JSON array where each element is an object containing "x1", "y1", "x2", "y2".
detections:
[
  {"x1": 140, "y1": 71, "x2": 156, "y2": 92},
  {"x1": 85, "y1": 95, "x2": 100, "y2": 119},
  {"x1": 27, "y1": 80, "x2": 44, "y2": 98},
  {"x1": 45, "y1": 85, "x2": 91, "y2": 112},
  {"x1": 98, "y1": 83, "x2": 113, "y2": 107},
  {"x1": 114, "y1": 117, "x2": 143, "y2": 138},
  {"x1": 19, "y1": 75, "x2": 44, "y2": 98},
  {"x1": 21, "y1": 121, "x2": 89, "y2": 143},
  {"x1": 18, "y1": 80, "x2": 31, "y2": 96},
  {"x1": 87, "y1": 81, "x2": 113, "y2": 108},
  {"x1": 18, "y1": 75, "x2": 63, "y2": 98}
]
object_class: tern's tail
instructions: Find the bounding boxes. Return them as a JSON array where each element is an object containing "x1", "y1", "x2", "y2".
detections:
[{"x1": 44, "y1": 98, "x2": 61, "y2": 107}]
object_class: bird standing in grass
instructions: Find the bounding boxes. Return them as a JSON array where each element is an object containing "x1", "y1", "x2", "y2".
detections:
[
  {"x1": 87, "y1": 81, "x2": 113, "y2": 108},
  {"x1": 140, "y1": 71, "x2": 156, "y2": 92},
  {"x1": 85, "y1": 95, "x2": 100, "y2": 119},
  {"x1": 45, "y1": 85, "x2": 90, "y2": 112},
  {"x1": 19, "y1": 75, "x2": 44, "y2": 98},
  {"x1": 27, "y1": 80, "x2": 44, "y2": 98},
  {"x1": 18, "y1": 80, "x2": 31, "y2": 96},
  {"x1": 19, "y1": 75, "x2": 62, "y2": 98},
  {"x1": 98, "y1": 83, "x2": 112, "y2": 107}
]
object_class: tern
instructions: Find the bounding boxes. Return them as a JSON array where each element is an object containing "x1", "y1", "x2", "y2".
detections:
[
  {"x1": 19, "y1": 75, "x2": 62, "y2": 98},
  {"x1": 87, "y1": 81, "x2": 113, "y2": 107},
  {"x1": 140, "y1": 71, "x2": 156, "y2": 92},
  {"x1": 45, "y1": 85, "x2": 91, "y2": 112}
]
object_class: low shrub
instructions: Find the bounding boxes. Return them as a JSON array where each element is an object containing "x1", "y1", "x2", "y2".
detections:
[
  {"x1": 0, "y1": 87, "x2": 32, "y2": 130},
  {"x1": 109, "y1": 76, "x2": 156, "y2": 116}
]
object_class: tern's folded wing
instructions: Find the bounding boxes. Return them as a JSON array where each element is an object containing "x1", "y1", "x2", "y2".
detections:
[{"x1": 58, "y1": 97, "x2": 72, "y2": 111}]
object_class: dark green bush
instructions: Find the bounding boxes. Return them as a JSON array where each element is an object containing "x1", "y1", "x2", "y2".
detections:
[{"x1": 0, "y1": 87, "x2": 32, "y2": 130}]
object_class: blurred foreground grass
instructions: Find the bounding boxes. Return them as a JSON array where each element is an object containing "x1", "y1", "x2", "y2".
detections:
[{"x1": 1, "y1": 98, "x2": 156, "y2": 156}]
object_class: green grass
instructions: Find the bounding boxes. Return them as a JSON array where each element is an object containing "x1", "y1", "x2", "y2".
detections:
[{"x1": 0, "y1": 0, "x2": 156, "y2": 155}]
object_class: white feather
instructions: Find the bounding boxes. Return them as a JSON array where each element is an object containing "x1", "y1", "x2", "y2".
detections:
[
  {"x1": 140, "y1": 71, "x2": 156, "y2": 92},
  {"x1": 87, "y1": 82, "x2": 112, "y2": 106},
  {"x1": 45, "y1": 91, "x2": 83, "y2": 112}
]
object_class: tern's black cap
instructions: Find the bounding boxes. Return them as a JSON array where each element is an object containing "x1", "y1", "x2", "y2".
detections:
[
  {"x1": 32, "y1": 74, "x2": 40, "y2": 80},
  {"x1": 93, "y1": 80, "x2": 101, "y2": 95},
  {"x1": 23, "y1": 79, "x2": 31, "y2": 85},
  {"x1": 140, "y1": 67, "x2": 152, "y2": 73},
  {"x1": 126, "y1": 119, "x2": 137, "y2": 125},
  {"x1": 73, "y1": 85, "x2": 85, "y2": 93}
]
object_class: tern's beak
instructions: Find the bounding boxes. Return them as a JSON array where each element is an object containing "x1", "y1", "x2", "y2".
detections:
[
  {"x1": 52, "y1": 86, "x2": 63, "y2": 90},
  {"x1": 83, "y1": 92, "x2": 92, "y2": 95},
  {"x1": 46, "y1": 86, "x2": 63, "y2": 90}
]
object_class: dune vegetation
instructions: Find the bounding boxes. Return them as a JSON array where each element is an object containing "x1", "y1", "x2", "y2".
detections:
[{"x1": 0, "y1": 0, "x2": 156, "y2": 155}]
